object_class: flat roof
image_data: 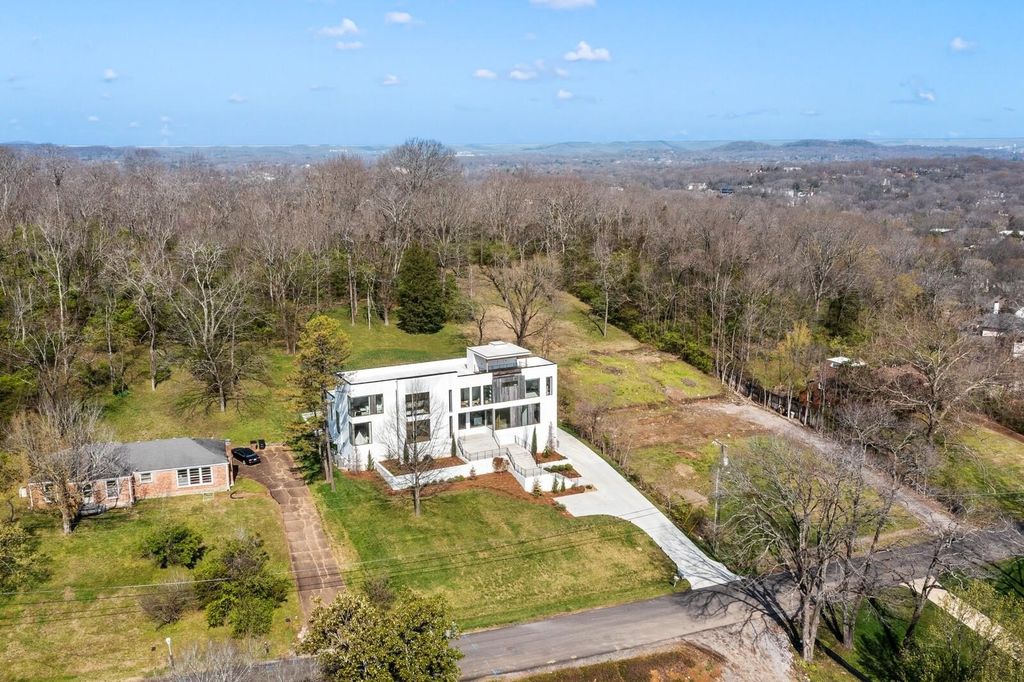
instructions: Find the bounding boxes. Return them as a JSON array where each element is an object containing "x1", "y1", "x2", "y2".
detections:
[
  {"x1": 468, "y1": 341, "x2": 531, "y2": 360},
  {"x1": 339, "y1": 358, "x2": 467, "y2": 385}
]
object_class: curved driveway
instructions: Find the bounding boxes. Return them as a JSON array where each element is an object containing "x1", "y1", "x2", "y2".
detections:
[{"x1": 556, "y1": 428, "x2": 738, "y2": 590}]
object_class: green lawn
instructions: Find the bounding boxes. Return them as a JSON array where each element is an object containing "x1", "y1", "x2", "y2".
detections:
[
  {"x1": 934, "y1": 424, "x2": 1024, "y2": 518},
  {"x1": 314, "y1": 475, "x2": 678, "y2": 630},
  {"x1": 102, "y1": 308, "x2": 468, "y2": 444},
  {"x1": 0, "y1": 478, "x2": 300, "y2": 681}
]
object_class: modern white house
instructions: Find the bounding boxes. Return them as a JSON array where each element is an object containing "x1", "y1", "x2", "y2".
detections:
[{"x1": 326, "y1": 341, "x2": 572, "y2": 492}]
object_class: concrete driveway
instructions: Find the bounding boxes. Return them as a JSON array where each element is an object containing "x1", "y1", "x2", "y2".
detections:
[
  {"x1": 241, "y1": 445, "x2": 343, "y2": 618},
  {"x1": 555, "y1": 428, "x2": 737, "y2": 589}
]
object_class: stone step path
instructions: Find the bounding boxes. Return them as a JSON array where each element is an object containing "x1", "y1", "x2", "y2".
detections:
[{"x1": 244, "y1": 445, "x2": 343, "y2": 618}]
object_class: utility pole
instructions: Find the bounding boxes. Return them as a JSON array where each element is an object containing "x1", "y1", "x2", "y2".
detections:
[{"x1": 711, "y1": 439, "x2": 729, "y2": 552}]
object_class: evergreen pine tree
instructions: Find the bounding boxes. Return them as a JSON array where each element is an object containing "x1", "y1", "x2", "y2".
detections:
[{"x1": 397, "y1": 244, "x2": 447, "y2": 334}]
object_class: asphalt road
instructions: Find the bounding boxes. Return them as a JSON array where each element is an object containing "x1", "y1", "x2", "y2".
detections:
[{"x1": 458, "y1": 582, "x2": 759, "y2": 679}]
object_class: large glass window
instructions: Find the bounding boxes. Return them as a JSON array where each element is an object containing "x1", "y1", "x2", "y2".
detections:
[
  {"x1": 494, "y1": 407, "x2": 511, "y2": 430},
  {"x1": 472, "y1": 386, "x2": 481, "y2": 406},
  {"x1": 460, "y1": 388, "x2": 470, "y2": 408},
  {"x1": 468, "y1": 409, "x2": 492, "y2": 428},
  {"x1": 405, "y1": 392, "x2": 430, "y2": 417},
  {"x1": 458, "y1": 413, "x2": 467, "y2": 430},
  {"x1": 525, "y1": 379, "x2": 540, "y2": 398},
  {"x1": 350, "y1": 394, "x2": 383, "y2": 417},
  {"x1": 351, "y1": 422, "x2": 372, "y2": 446},
  {"x1": 482, "y1": 385, "x2": 493, "y2": 404},
  {"x1": 496, "y1": 377, "x2": 522, "y2": 403},
  {"x1": 546, "y1": 377, "x2": 553, "y2": 396},
  {"x1": 406, "y1": 419, "x2": 431, "y2": 443}
]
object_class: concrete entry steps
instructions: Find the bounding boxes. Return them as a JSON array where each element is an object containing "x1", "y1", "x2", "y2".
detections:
[{"x1": 243, "y1": 445, "x2": 343, "y2": 618}]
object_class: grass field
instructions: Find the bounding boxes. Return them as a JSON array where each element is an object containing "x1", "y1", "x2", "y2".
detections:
[
  {"x1": 934, "y1": 423, "x2": 1024, "y2": 518},
  {"x1": 102, "y1": 308, "x2": 468, "y2": 444},
  {"x1": 0, "y1": 478, "x2": 300, "y2": 681},
  {"x1": 314, "y1": 475, "x2": 677, "y2": 630}
]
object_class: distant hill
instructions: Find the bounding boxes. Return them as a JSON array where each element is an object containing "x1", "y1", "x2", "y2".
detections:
[{"x1": 2, "y1": 138, "x2": 1020, "y2": 168}]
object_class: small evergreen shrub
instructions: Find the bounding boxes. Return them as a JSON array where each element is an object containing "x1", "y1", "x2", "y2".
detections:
[{"x1": 140, "y1": 523, "x2": 205, "y2": 569}]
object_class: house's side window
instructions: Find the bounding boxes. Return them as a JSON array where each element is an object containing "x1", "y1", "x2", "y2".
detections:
[
  {"x1": 351, "y1": 421, "x2": 372, "y2": 446},
  {"x1": 105, "y1": 479, "x2": 119, "y2": 499},
  {"x1": 139, "y1": 472, "x2": 153, "y2": 484},
  {"x1": 460, "y1": 387, "x2": 470, "y2": 408},
  {"x1": 176, "y1": 466, "x2": 213, "y2": 488},
  {"x1": 525, "y1": 379, "x2": 540, "y2": 398},
  {"x1": 482, "y1": 385, "x2": 493, "y2": 404},
  {"x1": 42, "y1": 483, "x2": 54, "y2": 503},
  {"x1": 350, "y1": 394, "x2": 384, "y2": 417},
  {"x1": 405, "y1": 392, "x2": 430, "y2": 417},
  {"x1": 81, "y1": 482, "x2": 94, "y2": 502},
  {"x1": 545, "y1": 376, "x2": 553, "y2": 396}
]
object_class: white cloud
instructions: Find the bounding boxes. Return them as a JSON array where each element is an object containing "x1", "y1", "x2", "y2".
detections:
[
  {"x1": 474, "y1": 68, "x2": 497, "y2": 79},
  {"x1": 87, "y1": 115, "x2": 99, "y2": 122},
  {"x1": 102, "y1": 68, "x2": 118, "y2": 82},
  {"x1": 319, "y1": 18, "x2": 359, "y2": 37},
  {"x1": 801, "y1": 109, "x2": 821, "y2": 117},
  {"x1": 335, "y1": 41, "x2": 363, "y2": 50},
  {"x1": 555, "y1": 67, "x2": 570, "y2": 78},
  {"x1": 564, "y1": 40, "x2": 611, "y2": 62},
  {"x1": 530, "y1": 0, "x2": 596, "y2": 8},
  {"x1": 227, "y1": 93, "x2": 247, "y2": 103},
  {"x1": 509, "y1": 68, "x2": 538, "y2": 81},
  {"x1": 950, "y1": 36, "x2": 975, "y2": 52},
  {"x1": 556, "y1": 88, "x2": 573, "y2": 100},
  {"x1": 385, "y1": 11, "x2": 413, "y2": 24},
  {"x1": 160, "y1": 115, "x2": 172, "y2": 123},
  {"x1": 917, "y1": 89, "x2": 936, "y2": 103},
  {"x1": 382, "y1": 74, "x2": 401, "y2": 86},
  {"x1": 128, "y1": 121, "x2": 140, "y2": 128}
]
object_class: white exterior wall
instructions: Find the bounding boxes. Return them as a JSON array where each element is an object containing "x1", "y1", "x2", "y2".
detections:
[{"x1": 326, "y1": 346, "x2": 558, "y2": 471}]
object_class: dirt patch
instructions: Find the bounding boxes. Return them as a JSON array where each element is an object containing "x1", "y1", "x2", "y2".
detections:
[
  {"x1": 685, "y1": 617, "x2": 796, "y2": 682},
  {"x1": 604, "y1": 399, "x2": 776, "y2": 451},
  {"x1": 534, "y1": 450, "x2": 568, "y2": 464},
  {"x1": 518, "y1": 642, "x2": 723, "y2": 682}
]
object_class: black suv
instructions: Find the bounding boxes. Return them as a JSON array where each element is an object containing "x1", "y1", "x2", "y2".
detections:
[{"x1": 231, "y1": 447, "x2": 261, "y2": 465}]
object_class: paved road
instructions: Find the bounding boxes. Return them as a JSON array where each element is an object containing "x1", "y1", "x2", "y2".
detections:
[
  {"x1": 458, "y1": 584, "x2": 755, "y2": 679},
  {"x1": 458, "y1": 525, "x2": 1022, "y2": 679},
  {"x1": 243, "y1": 446, "x2": 343, "y2": 617},
  {"x1": 555, "y1": 428, "x2": 737, "y2": 589}
]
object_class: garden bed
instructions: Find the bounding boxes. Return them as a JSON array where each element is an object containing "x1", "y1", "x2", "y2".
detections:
[
  {"x1": 534, "y1": 449, "x2": 568, "y2": 464},
  {"x1": 378, "y1": 456, "x2": 464, "y2": 475}
]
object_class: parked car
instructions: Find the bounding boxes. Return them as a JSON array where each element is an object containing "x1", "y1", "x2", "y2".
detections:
[{"x1": 231, "y1": 447, "x2": 261, "y2": 465}]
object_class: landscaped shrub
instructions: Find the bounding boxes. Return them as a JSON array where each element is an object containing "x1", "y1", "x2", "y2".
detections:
[
  {"x1": 193, "y1": 532, "x2": 289, "y2": 637},
  {"x1": 139, "y1": 580, "x2": 194, "y2": 626},
  {"x1": 531, "y1": 428, "x2": 538, "y2": 455},
  {"x1": 140, "y1": 523, "x2": 205, "y2": 569},
  {"x1": 228, "y1": 596, "x2": 277, "y2": 637},
  {"x1": 532, "y1": 480, "x2": 543, "y2": 496},
  {"x1": 468, "y1": 466, "x2": 477, "y2": 480}
]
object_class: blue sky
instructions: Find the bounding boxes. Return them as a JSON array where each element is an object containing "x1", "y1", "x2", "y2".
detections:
[{"x1": 2, "y1": 1, "x2": 1021, "y2": 146}]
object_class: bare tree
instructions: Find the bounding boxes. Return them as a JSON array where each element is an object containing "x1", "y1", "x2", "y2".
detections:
[
  {"x1": 720, "y1": 438, "x2": 881, "y2": 663},
  {"x1": 484, "y1": 258, "x2": 557, "y2": 347},
  {"x1": 8, "y1": 400, "x2": 125, "y2": 534},
  {"x1": 165, "y1": 240, "x2": 262, "y2": 413},
  {"x1": 380, "y1": 381, "x2": 449, "y2": 516}
]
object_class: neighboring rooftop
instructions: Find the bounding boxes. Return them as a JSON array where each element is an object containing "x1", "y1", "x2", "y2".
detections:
[{"x1": 122, "y1": 438, "x2": 227, "y2": 472}]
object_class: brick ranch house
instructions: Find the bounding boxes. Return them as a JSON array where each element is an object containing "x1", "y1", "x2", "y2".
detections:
[{"x1": 27, "y1": 437, "x2": 232, "y2": 513}]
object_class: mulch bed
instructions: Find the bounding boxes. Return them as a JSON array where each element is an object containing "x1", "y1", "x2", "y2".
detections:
[
  {"x1": 378, "y1": 456, "x2": 464, "y2": 476},
  {"x1": 533, "y1": 450, "x2": 568, "y2": 464}
]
